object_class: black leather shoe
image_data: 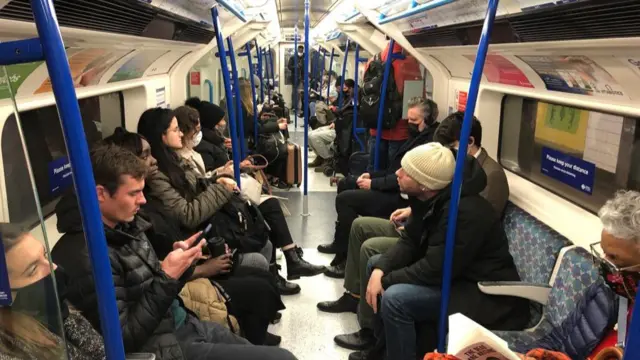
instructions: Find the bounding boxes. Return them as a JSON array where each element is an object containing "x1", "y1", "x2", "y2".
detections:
[
  {"x1": 270, "y1": 264, "x2": 301, "y2": 295},
  {"x1": 317, "y1": 293, "x2": 358, "y2": 313},
  {"x1": 270, "y1": 312, "x2": 282, "y2": 324},
  {"x1": 334, "y1": 329, "x2": 375, "y2": 350},
  {"x1": 317, "y1": 242, "x2": 338, "y2": 254},
  {"x1": 348, "y1": 349, "x2": 382, "y2": 360},
  {"x1": 324, "y1": 261, "x2": 346, "y2": 279},
  {"x1": 264, "y1": 332, "x2": 282, "y2": 346},
  {"x1": 284, "y1": 247, "x2": 325, "y2": 280}
]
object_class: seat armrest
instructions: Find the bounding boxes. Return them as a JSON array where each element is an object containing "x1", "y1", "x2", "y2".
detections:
[
  {"x1": 126, "y1": 354, "x2": 156, "y2": 360},
  {"x1": 478, "y1": 281, "x2": 552, "y2": 305}
]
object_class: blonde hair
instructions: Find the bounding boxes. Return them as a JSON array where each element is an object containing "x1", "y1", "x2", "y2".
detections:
[{"x1": 239, "y1": 79, "x2": 254, "y2": 116}]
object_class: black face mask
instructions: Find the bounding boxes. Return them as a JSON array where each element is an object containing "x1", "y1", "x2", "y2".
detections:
[
  {"x1": 11, "y1": 268, "x2": 69, "y2": 335},
  {"x1": 408, "y1": 123, "x2": 422, "y2": 138}
]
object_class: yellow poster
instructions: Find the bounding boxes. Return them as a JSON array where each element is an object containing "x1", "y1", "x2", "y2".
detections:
[{"x1": 534, "y1": 101, "x2": 588, "y2": 153}]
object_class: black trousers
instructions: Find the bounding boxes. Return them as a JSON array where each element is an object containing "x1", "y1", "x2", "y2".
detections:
[
  {"x1": 214, "y1": 267, "x2": 285, "y2": 345},
  {"x1": 333, "y1": 186, "x2": 408, "y2": 255},
  {"x1": 258, "y1": 198, "x2": 294, "y2": 250}
]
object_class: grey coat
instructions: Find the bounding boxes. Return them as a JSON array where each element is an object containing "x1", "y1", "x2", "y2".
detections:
[{"x1": 145, "y1": 160, "x2": 233, "y2": 230}]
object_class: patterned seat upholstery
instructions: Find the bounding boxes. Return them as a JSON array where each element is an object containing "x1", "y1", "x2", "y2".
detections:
[
  {"x1": 503, "y1": 202, "x2": 572, "y2": 285},
  {"x1": 495, "y1": 247, "x2": 602, "y2": 350}
]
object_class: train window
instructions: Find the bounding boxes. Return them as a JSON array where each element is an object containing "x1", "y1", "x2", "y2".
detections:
[
  {"x1": 500, "y1": 96, "x2": 639, "y2": 213},
  {"x1": 1, "y1": 93, "x2": 123, "y2": 227}
]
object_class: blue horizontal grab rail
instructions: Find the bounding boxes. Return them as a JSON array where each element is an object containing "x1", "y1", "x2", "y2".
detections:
[
  {"x1": 378, "y1": 0, "x2": 455, "y2": 25},
  {"x1": 29, "y1": 0, "x2": 127, "y2": 359},
  {"x1": 0, "y1": 38, "x2": 44, "y2": 65},
  {"x1": 215, "y1": 0, "x2": 247, "y2": 23}
]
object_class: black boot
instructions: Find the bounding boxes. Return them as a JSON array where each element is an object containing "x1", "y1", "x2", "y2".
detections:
[
  {"x1": 317, "y1": 292, "x2": 358, "y2": 313},
  {"x1": 269, "y1": 263, "x2": 300, "y2": 295},
  {"x1": 264, "y1": 332, "x2": 282, "y2": 346},
  {"x1": 324, "y1": 259, "x2": 346, "y2": 279},
  {"x1": 309, "y1": 156, "x2": 325, "y2": 168},
  {"x1": 318, "y1": 222, "x2": 340, "y2": 254},
  {"x1": 284, "y1": 246, "x2": 325, "y2": 280}
]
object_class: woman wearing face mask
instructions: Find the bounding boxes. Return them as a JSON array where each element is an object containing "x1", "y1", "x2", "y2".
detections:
[{"x1": 1, "y1": 229, "x2": 106, "y2": 359}]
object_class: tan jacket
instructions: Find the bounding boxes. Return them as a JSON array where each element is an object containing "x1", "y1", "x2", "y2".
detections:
[
  {"x1": 477, "y1": 148, "x2": 510, "y2": 215},
  {"x1": 179, "y1": 279, "x2": 240, "y2": 334}
]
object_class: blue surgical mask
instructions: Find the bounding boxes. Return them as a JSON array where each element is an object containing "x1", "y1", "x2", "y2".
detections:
[{"x1": 193, "y1": 131, "x2": 203, "y2": 147}]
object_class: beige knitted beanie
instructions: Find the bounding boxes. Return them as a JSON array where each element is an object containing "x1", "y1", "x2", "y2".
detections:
[{"x1": 400, "y1": 143, "x2": 456, "y2": 190}]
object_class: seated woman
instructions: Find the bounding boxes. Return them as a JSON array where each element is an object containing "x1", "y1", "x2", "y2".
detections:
[
  {"x1": 171, "y1": 104, "x2": 325, "y2": 289},
  {"x1": 103, "y1": 128, "x2": 285, "y2": 346},
  {"x1": 1, "y1": 229, "x2": 106, "y2": 360}
]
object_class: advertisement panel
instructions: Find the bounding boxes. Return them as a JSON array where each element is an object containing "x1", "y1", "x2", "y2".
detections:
[
  {"x1": 464, "y1": 54, "x2": 534, "y2": 88},
  {"x1": 109, "y1": 50, "x2": 169, "y2": 83}
]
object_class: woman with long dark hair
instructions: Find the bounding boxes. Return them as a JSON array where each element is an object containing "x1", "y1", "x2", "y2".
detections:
[{"x1": 0, "y1": 229, "x2": 106, "y2": 360}]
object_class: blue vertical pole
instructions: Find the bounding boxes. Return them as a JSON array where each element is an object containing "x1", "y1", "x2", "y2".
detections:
[
  {"x1": 436, "y1": 0, "x2": 500, "y2": 352},
  {"x1": 373, "y1": 39, "x2": 395, "y2": 171},
  {"x1": 30, "y1": 1, "x2": 126, "y2": 359},
  {"x1": 227, "y1": 36, "x2": 246, "y2": 160},
  {"x1": 255, "y1": 40, "x2": 264, "y2": 103},
  {"x1": 245, "y1": 42, "x2": 259, "y2": 147},
  {"x1": 321, "y1": 47, "x2": 327, "y2": 87},
  {"x1": 338, "y1": 39, "x2": 350, "y2": 108},
  {"x1": 303, "y1": 0, "x2": 310, "y2": 196},
  {"x1": 326, "y1": 48, "x2": 335, "y2": 104},
  {"x1": 624, "y1": 290, "x2": 640, "y2": 359},
  {"x1": 352, "y1": 44, "x2": 365, "y2": 152},
  {"x1": 294, "y1": 26, "x2": 299, "y2": 128},
  {"x1": 204, "y1": 79, "x2": 213, "y2": 102},
  {"x1": 263, "y1": 48, "x2": 270, "y2": 95},
  {"x1": 212, "y1": 7, "x2": 240, "y2": 184}
]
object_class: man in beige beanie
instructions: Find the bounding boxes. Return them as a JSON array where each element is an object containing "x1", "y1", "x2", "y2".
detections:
[{"x1": 330, "y1": 143, "x2": 528, "y2": 360}]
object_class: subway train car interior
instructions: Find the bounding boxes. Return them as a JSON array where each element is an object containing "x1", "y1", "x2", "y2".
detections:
[{"x1": 1, "y1": 0, "x2": 640, "y2": 359}]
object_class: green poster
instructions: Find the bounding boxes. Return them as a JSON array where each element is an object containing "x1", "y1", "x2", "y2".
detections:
[
  {"x1": 544, "y1": 104, "x2": 582, "y2": 134},
  {"x1": 0, "y1": 62, "x2": 43, "y2": 100}
]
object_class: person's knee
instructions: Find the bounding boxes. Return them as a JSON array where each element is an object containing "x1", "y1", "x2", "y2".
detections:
[
  {"x1": 364, "y1": 253, "x2": 381, "y2": 277},
  {"x1": 264, "y1": 347, "x2": 298, "y2": 360},
  {"x1": 380, "y1": 285, "x2": 405, "y2": 318}
]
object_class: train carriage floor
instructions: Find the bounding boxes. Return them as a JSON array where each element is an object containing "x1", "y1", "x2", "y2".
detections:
[{"x1": 269, "y1": 122, "x2": 355, "y2": 359}]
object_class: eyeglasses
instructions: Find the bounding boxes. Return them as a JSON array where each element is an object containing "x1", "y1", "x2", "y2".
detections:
[
  {"x1": 590, "y1": 241, "x2": 640, "y2": 301},
  {"x1": 590, "y1": 241, "x2": 640, "y2": 272}
]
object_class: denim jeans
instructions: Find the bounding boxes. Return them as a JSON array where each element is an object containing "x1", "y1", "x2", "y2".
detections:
[
  {"x1": 366, "y1": 138, "x2": 404, "y2": 172},
  {"x1": 366, "y1": 255, "x2": 442, "y2": 360}
]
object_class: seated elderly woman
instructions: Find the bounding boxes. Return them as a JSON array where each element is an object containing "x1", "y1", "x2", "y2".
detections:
[{"x1": 0, "y1": 229, "x2": 106, "y2": 360}]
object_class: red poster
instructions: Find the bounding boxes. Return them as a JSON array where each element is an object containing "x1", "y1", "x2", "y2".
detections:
[
  {"x1": 466, "y1": 54, "x2": 534, "y2": 88},
  {"x1": 457, "y1": 90, "x2": 468, "y2": 112},
  {"x1": 190, "y1": 72, "x2": 201, "y2": 85}
]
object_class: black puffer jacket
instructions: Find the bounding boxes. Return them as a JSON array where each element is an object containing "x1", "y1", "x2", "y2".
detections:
[
  {"x1": 375, "y1": 152, "x2": 530, "y2": 331},
  {"x1": 52, "y1": 193, "x2": 192, "y2": 360},
  {"x1": 369, "y1": 123, "x2": 439, "y2": 192}
]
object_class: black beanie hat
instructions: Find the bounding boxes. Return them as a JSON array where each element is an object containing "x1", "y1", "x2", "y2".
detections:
[{"x1": 185, "y1": 97, "x2": 225, "y2": 130}]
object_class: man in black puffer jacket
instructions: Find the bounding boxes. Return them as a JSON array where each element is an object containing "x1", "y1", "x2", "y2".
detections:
[
  {"x1": 52, "y1": 144, "x2": 296, "y2": 360},
  {"x1": 318, "y1": 97, "x2": 440, "y2": 277}
]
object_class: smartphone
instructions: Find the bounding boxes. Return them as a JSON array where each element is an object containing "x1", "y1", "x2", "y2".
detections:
[
  {"x1": 393, "y1": 219, "x2": 407, "y2": 228},
  {"x1": 125, "y1": 354, "x2": 156, "y2": 360},
  {"x1": 192, "y1": 224, "x2": 212, "y2": 248}
]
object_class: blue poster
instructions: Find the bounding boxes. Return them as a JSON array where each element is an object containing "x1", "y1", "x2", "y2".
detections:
[
  {"x1": 48, "y1": 157, "x2": 73, "y2": 196},
  {"x1": 541, "y1": 147, "x2": 595, "y2": 195},
  {"x1": 0, "y1": 233, "x2": 12, "y2": 305}
]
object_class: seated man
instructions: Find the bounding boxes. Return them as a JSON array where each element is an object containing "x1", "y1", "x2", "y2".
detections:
[
  {"x1": 52, "y1": 144, "x2": 296, "y2": 360},
  {"x1": 328, "y1": 143, "x2": 529, "y2": 360},
  {"x1": 308, "y1": 79, "x2": 355, "y2": 170},
  {"x1": 317, "y1": 113, "x2": 511, "y2": 317},
  {"x1": 318, "y1": 97, "x2": 440, "y2": 277}
]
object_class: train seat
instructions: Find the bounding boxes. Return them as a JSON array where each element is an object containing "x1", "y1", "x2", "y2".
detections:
[{"x1": 490, "y1": 247, "x2": 611, "y2": 356}]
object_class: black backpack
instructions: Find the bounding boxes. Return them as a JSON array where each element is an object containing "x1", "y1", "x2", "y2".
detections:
[
  {"x1": 209, "y1": 195, "x2": 269, "y2": 253},
  {"x1": 360, "y1": 53, "x2": 403, "y2": 130}
]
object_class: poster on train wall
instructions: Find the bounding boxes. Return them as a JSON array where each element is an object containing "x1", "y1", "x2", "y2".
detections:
[
  {"x1": 0, "y1": 62, "x2": 43, "y2": 100},
  {"x1": 109, "y1": 50, "x2": 169, "y2": 83},
  {"x1": 622, "y1": 57, "x2": 640, "y2": 80},
  {"x1": 0, "y1": 234, "x2": 11, "y2": 306},
  {"x1": 464, "y1": 54, "x2": 534, "y2": 88},
  {"x1": 456, "y1": 90, "x2": 468, "y2": 112},
  {"x1": 541, "y1": 146, "x2": 595, "y2": 195},
  {"x1": 35, "y1": 48, "x2": 131, "y2": 94},
  {"x1": 518, "y1": 56, "x2": 628, "y2": 99},
  {"x1": 48, "y1": 156, "x2": 73, "y2": 197}
]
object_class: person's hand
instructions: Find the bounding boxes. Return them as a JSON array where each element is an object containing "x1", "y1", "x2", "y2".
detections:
[
  {"x1": 329, "y1": 122, "x2": 335, "y2": 130},
  {"x1": 278, "y1": 122, "x2": 288, "y2": 130},
  {"x1": 216, "y1": 177, "x2": 239, "y2": 192},
  {"x1": 161, "y1": 232, "x2": 205, "y2": 279},
  {"x1": 358, "y1": 173, "x2": 370, "y2": 181},
  {"x1": 390, "y1": 207, "x2": 411, "y2": 224},
  {"x1": 329, "y1": 105, "x2": 337, "y2": 112},
  {"x1": 366, "y1": 269, "x2": 385, "y2": 313},
  {"x1": 223, "y1": 137, "x2": 232, "y2": 149},
  {"x1": 240, "y1": 159, "x2": 253, "y2": 169},
  {"x1": 357, "y1": 178, "x2": 371, "y2": 190},
  {"x1": 195, "y1": 254, "x2": 233, "y2": 278},
  {"x1": 278, "y1": 118, "x2": 288, "y2": 124}
]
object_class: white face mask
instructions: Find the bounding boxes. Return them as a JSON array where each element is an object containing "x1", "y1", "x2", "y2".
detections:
[{"x1": 193, "y1": 131, "x2": 203, "y2": 147}]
